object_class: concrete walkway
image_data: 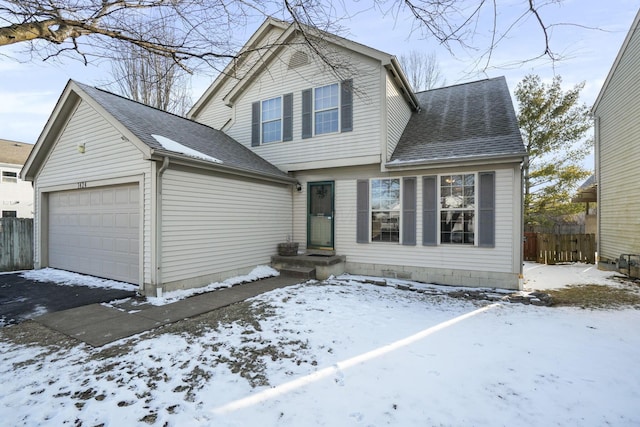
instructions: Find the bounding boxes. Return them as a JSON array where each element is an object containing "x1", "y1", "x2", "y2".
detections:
[{"x1": 35, "y1": 275, "x2": 303, "y2": 347}]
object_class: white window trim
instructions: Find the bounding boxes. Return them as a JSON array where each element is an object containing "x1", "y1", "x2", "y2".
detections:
[
  {"x1": 261, "y1": 96, "x2": 283, "y2": 144},
  {"x1": 370, "y1": 177, "x2": 402, "y2": 244},
  {"x1": 313, "y1": 83, "x2": 340, "y2": 136},
  {"x1": 437, "y1": 172, "x2": 478, "y2": 246}
]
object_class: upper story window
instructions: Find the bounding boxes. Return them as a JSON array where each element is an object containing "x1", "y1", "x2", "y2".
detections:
[
  {"x1": 302, "y1": 79, "x2": 353, "y2": 139},
  {"x1": 2, "y1": 210, "x2": 17, "y2": 218},
  {"x1": 371, "y1": 178, "x2": 400, "y2": 242},
  {"x1": 314, "y1": 83, "x2": 339, "y2": 135},
  {"x1": 261, "y1": 97, "x2": 282, "y2": 143},
  {"x1": 251, "y1": 93, "x2": 293, "y2": 147},
  {"x1": 440, "y1": 174, "x2": 476, "y2": 245},
  {"x1": 2, "y1": 171, "x2": 17, "y2": 183}
]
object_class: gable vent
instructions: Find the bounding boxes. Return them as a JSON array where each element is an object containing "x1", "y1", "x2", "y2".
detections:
[{"x1": 288, "y1": 51, "x2": 309, "y2": 69}]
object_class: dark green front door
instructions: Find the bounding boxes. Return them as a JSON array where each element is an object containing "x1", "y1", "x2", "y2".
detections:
[{"x1": 307, "y1": 181, "x2": 334, "y2": 249}]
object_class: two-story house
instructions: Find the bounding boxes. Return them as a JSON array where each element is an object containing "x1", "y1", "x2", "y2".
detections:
[
  {"x1": 21, "y1": 18, "x2": 526, "y2": 295},
  {"x1": 0, "y1": 139, "x2": 34, "y2": 218}
]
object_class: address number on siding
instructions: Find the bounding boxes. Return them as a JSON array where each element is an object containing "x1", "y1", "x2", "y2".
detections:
[{"x1": 77, "y1": 182, "x2": 87, "y2": 189}]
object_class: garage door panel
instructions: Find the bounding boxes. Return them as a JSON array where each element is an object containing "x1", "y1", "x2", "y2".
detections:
[{"x1": 48, "y1": 184, "x2": 139, "y2": 284}]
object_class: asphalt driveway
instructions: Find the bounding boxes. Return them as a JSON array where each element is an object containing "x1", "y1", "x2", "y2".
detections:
[{"x1": 0, "y1": 272, "x2": 136, "y2": 326}]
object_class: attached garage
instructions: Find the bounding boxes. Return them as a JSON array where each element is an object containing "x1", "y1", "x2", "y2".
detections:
[
  {"x1": 21, "y1": 80, "x2": 295, "y2": 295},
  {"x1": 48, "y1": 184, "x2": 140, "y2": 284}
]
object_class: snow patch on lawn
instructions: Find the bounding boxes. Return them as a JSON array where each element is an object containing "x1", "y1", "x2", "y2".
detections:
[
  {"x1": 146, "y1": 266, "x2": 280, "y2": 306},
  {"x1": 523, "y1": 261, "x2": 622, "y2": 290},
  {"x1": 20, "y1": 268, "x2": 137, "y2": 291}
]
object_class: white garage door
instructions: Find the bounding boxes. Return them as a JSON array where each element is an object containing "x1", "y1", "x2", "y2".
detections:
[{"x1": 48, "y1": 183, "x2": 139, "y2": 284}]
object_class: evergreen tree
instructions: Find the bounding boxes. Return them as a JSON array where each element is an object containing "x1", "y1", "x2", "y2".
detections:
[{"x1": 514, "y1": 74, "x2": 592, "y2": 228}]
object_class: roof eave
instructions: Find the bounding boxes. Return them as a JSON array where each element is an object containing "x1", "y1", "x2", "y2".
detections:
[
  {"x1": 592, "y1": 9, "x2": 640, "y2": 113},
  {"x1": 188, "y1": 18, "x2": 289, "y2": 119},
  {"x1": 21, "y1": 80, "x2": 79, "y2": 182},
  {"x1": 386, "y1": 58, "x2": 420, "y2": 111},
  {"x1": 150, "y1": 150, "x2": 296, "y2": 185},
  {"x1": 385, "y1": 152, "x2": 527, "y2": 170}
]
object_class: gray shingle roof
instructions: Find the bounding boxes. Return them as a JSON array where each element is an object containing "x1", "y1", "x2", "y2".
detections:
[
  {"x1": 389, "y1": 77, "x2": 526, "y2": 165},
  {"x1": 74, "y1": 81, "x2": 290, "y2": 180}
]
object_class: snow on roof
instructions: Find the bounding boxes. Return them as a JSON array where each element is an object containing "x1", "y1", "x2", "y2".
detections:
[{"x1": 152, "y1": 134, "x2": 222, "y2": 164}]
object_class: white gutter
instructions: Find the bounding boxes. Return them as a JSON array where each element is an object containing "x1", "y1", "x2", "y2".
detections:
[
  {"x1": 385, "y1": 152, "x2": 527, "y2": 170},
  {"x1": 156, "y1": 156, "x2": 170, "y2": 297}
]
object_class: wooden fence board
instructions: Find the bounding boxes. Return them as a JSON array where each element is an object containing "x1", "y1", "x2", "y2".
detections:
[
  {"x1": 536, "y1": 233, "x2": 596, "y2": 265},
  {"x1": 0, "y1": 218, "x2": 34, "y2": 271},
  {"x1": 523, "y1": 232, "x2": 538, "y2": 261}
]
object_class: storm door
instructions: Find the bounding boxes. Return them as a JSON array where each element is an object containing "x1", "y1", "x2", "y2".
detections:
[{"x1": 307, "y1": 181, "x2": 334, "y2": 249}]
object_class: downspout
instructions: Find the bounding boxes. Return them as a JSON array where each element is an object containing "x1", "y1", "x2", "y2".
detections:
[
  {"x1": 593, "y1": 115, "x2": 601, "y2": 266},
  {"x1": 519, "y1": 156, "x2": 529, "y2": 289},
  {"x1": 156, "y1": 156, "x2": 170, "y2": 297}
]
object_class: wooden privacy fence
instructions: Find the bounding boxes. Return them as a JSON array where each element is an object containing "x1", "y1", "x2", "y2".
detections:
[
  {"x1": 0, "y1": 218, "x2": 34, "y2": 272},
  {"x1": 534, "y1": 233, "x2": 596, "y2": 264}
]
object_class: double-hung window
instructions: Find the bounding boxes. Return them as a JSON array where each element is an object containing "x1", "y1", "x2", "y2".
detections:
[
  {"x1": 261, "y1": 97, "x2": 282, "y2": 143},
  {"x1": 370, "y1": 178, "x2": 400, "y2": 242},
  {"x1": 251, "y1": 93, "x2": 292, "y2": 147},
  {"x1": 359, "y1": 172, "x2": 494, "y2": 247},
  {"x1": 314, "y1": 83, "x2": 339, "y2": 135},
  {"x1": 302, "y1": 79, "x2": 353, "y2": 139},
  {"x1": 440, "y1": 174, "x2": 475, "y2": 244}
]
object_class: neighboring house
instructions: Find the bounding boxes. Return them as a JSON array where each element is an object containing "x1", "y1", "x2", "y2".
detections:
[
  {"x1": 572, "y1": 174, "x2": 597, "y2": 235},
  {"x1": 22, "y1": 18, "x2": 526, "y2": 294},
  {"x1": 592, "y1": 9, "x2": 640, "y2": 270},
  {"x1": 0, "y1": 138, "x2": 34, "y2": 218}
]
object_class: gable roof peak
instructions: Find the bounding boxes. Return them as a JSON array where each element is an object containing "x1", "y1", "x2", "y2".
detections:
[{"x1": 22, "y1": 79, "x2": 291, "y2": 183}]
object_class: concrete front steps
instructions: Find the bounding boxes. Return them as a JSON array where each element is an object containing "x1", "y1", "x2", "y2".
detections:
[{"x1": 272, "y1": 252, "x2": 346, "y2": 280}]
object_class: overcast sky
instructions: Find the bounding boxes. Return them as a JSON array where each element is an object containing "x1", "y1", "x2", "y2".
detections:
[{"x1": 1, "y1": 1, "x2": 638, "y2": 146}]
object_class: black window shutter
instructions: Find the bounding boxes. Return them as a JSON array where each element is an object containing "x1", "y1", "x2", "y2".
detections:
[
  {"x1": 478, "y1": 171, "x2": 495, "y2": 247},
  {"x1": 283, "y1": 93, "x2": 293, "y2": 142},
  {"x1": 302, "y1": 88, "x2": 312, "y2": 139},
  {"x1": 422, "y1": 175, "x2": 437, "y2": 246},
  {"x1": 402, "y1": 177, "x2": 416, "y2": 245},
  {"x1": 356, "y1": 179, "x2": 369, "y2": 243},
  {"x1": 341, "y1": 79, "x2": 353, "y2": 132},
  {"x1": 251, "y1": 101, "x2": 260, "y2": 146}
]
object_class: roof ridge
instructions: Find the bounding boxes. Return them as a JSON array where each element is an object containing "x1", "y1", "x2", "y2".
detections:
[
  {"x1": 414, "y1": 76, "x2": 503, "y2": 95},
  {"x1": 72, "y1": 80, "x2": 229, "y2": 136}
]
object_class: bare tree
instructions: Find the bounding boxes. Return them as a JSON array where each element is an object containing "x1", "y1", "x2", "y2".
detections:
[
  {"x1": 0, "y1": 1, "x2": 571, "y2": 73},
  {"x1": 103, "y1": 18, "x2": 192, "y2": 115},
  {"x1": 399, "y1": 50, "x2": 446, "y2": 91},
  {"x1": 105, "y1": 44, "x2": 192, "y2": 115}
]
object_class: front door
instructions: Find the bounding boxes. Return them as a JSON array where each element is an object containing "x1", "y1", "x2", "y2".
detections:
[{"x1": 307, "y1": 181, "x2": 334, "y2": 249}]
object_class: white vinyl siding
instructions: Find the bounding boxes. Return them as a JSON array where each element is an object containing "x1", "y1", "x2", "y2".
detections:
[
  {"x1": 193, "y1": 27, "x2": 286, "y2": 129},
  {"x1": 34, "y1": 100, "x2": 151, "y2": 286},
  {"x1": 594, "y1": 19, "x2": 640, "y2": 261},
  {"x1": 161, "y1": 168, "x2": 292, "y2": 284},
  {"x1": 386, "y1": 72, "x2": 413, "y2": 160},
  {"x1": 218, "y1": 36, "x2": 384, "y2": 170},
  {"x1": 292, "y1": 165, "x2": 519, "y2": 283}
]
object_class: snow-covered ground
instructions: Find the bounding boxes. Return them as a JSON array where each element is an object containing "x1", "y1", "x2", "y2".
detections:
[
  {"x1": 1, "y1": 265, "x2": 639, "y2": 426},
  {"x1": 522, "y1": 261, "x2": 617, "y2": 290}
]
